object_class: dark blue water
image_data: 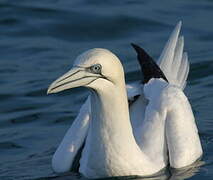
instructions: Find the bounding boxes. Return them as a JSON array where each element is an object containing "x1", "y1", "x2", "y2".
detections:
[{"x1": 0, "y1": 0, "x2": 213, "y2": 179}]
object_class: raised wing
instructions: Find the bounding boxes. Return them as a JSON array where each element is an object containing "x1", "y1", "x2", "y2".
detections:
[
  {"x1": 52, "y1": 96, "x2": 91, "y2": 173},
  {"x1": 158, "y1": 21, "x2": 189, "y2": 89},
  {"x1": 128, "y1": 21, "x2": 189, "y2": 102},
  {"x1": 129, "y1": 22, "x2": 200, "y2": 168}
]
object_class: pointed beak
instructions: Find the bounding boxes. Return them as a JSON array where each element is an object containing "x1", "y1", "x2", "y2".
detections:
[{"x1": 47, "y1": 67, "x2": 100, "y2": 94}]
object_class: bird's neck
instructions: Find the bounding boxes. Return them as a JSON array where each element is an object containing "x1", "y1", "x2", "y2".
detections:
[{"x1": 90, "y1": 83, "x2": 134, "y2": 141}]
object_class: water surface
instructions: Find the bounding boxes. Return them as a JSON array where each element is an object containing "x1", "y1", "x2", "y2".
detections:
[{"x1": 0, "y1": 0, "x2": 213, "y2": 179}]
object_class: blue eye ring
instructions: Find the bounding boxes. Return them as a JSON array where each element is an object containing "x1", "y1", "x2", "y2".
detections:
[{"x1": 90, "y1": 64, "x2": 102, "y2": 74}]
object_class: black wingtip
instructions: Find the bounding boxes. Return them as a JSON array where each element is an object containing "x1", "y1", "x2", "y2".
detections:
[
  {"x1": 131, "y1": 43, "x2": 153, "y2": 65},
  {"x1": 131, "y1": 43, "x2": 141, "y2": 54},
  {"x1": 131, "y1": 43, "x2": 168, "y2": 84}
]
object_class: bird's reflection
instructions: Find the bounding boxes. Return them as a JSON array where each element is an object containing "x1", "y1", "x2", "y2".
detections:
[
  {"x1": 129, "y1": 160, "x2": 204, "y2": 180},
  {"x1": 168, "y1": 160, "x2": 204, "y2": 180},
  {"x1": 47, "y1": 160, "x2": 204, "y2": 180}
]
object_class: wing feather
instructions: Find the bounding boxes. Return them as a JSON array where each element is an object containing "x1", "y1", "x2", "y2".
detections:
[
  {"x1": 52, "y1": 96, "x2": 91, "y2": 173},
  {"x1": 158, "y1": 22, "x2": 182, "y2": 73},
  {"x1": 178, "y1": 52, "x2": 189, "y2": 89},
  {"x1": 157, "y1": 21, "x2": 189, "y2": 90},
  {"x1": 172, "y1": 36, "x2": 184, "y2": 75}
]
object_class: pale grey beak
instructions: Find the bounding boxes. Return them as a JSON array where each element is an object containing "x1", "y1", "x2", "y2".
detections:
[{"x1": 47, "y1": 67, "x2": 101, "y2": 94}]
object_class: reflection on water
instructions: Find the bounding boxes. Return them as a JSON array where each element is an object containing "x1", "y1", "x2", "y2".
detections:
[
  {"x1": 169, "y1": 160, "x2": 204, "y2": 180},
  {"x1": 41, "y1": 160, "x2": 204, "y2": 180}
]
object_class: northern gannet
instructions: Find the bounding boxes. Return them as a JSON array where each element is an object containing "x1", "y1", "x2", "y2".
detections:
[{"x1": 47, "y1": 22, "x2": 202, "y2": 179}]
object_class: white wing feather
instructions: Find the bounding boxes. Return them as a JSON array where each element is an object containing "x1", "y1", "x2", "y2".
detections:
[
  {"x1": 157, "y1": 21, "x2": 190, "y2": 90},
  {"x1": 52, "y1": 96, "x2": 91, "y2": 173}
]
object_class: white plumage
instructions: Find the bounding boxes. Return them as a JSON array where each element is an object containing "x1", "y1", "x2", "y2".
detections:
[
  {"x1": 158, "y1": 21, "x2": 189, "y2": 89},
  {"x1": 47, "y1": 22, "x2": 202, "y2": 179}
]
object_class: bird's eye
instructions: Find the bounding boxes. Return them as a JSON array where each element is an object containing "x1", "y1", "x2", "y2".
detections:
[{"x1": 90, "y1": 64, "x2": 102, "y2": 74}]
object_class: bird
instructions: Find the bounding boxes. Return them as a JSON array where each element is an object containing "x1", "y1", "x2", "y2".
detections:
[{"x1": 47, "y1": 22, "x2": 202, "y2": 179}]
